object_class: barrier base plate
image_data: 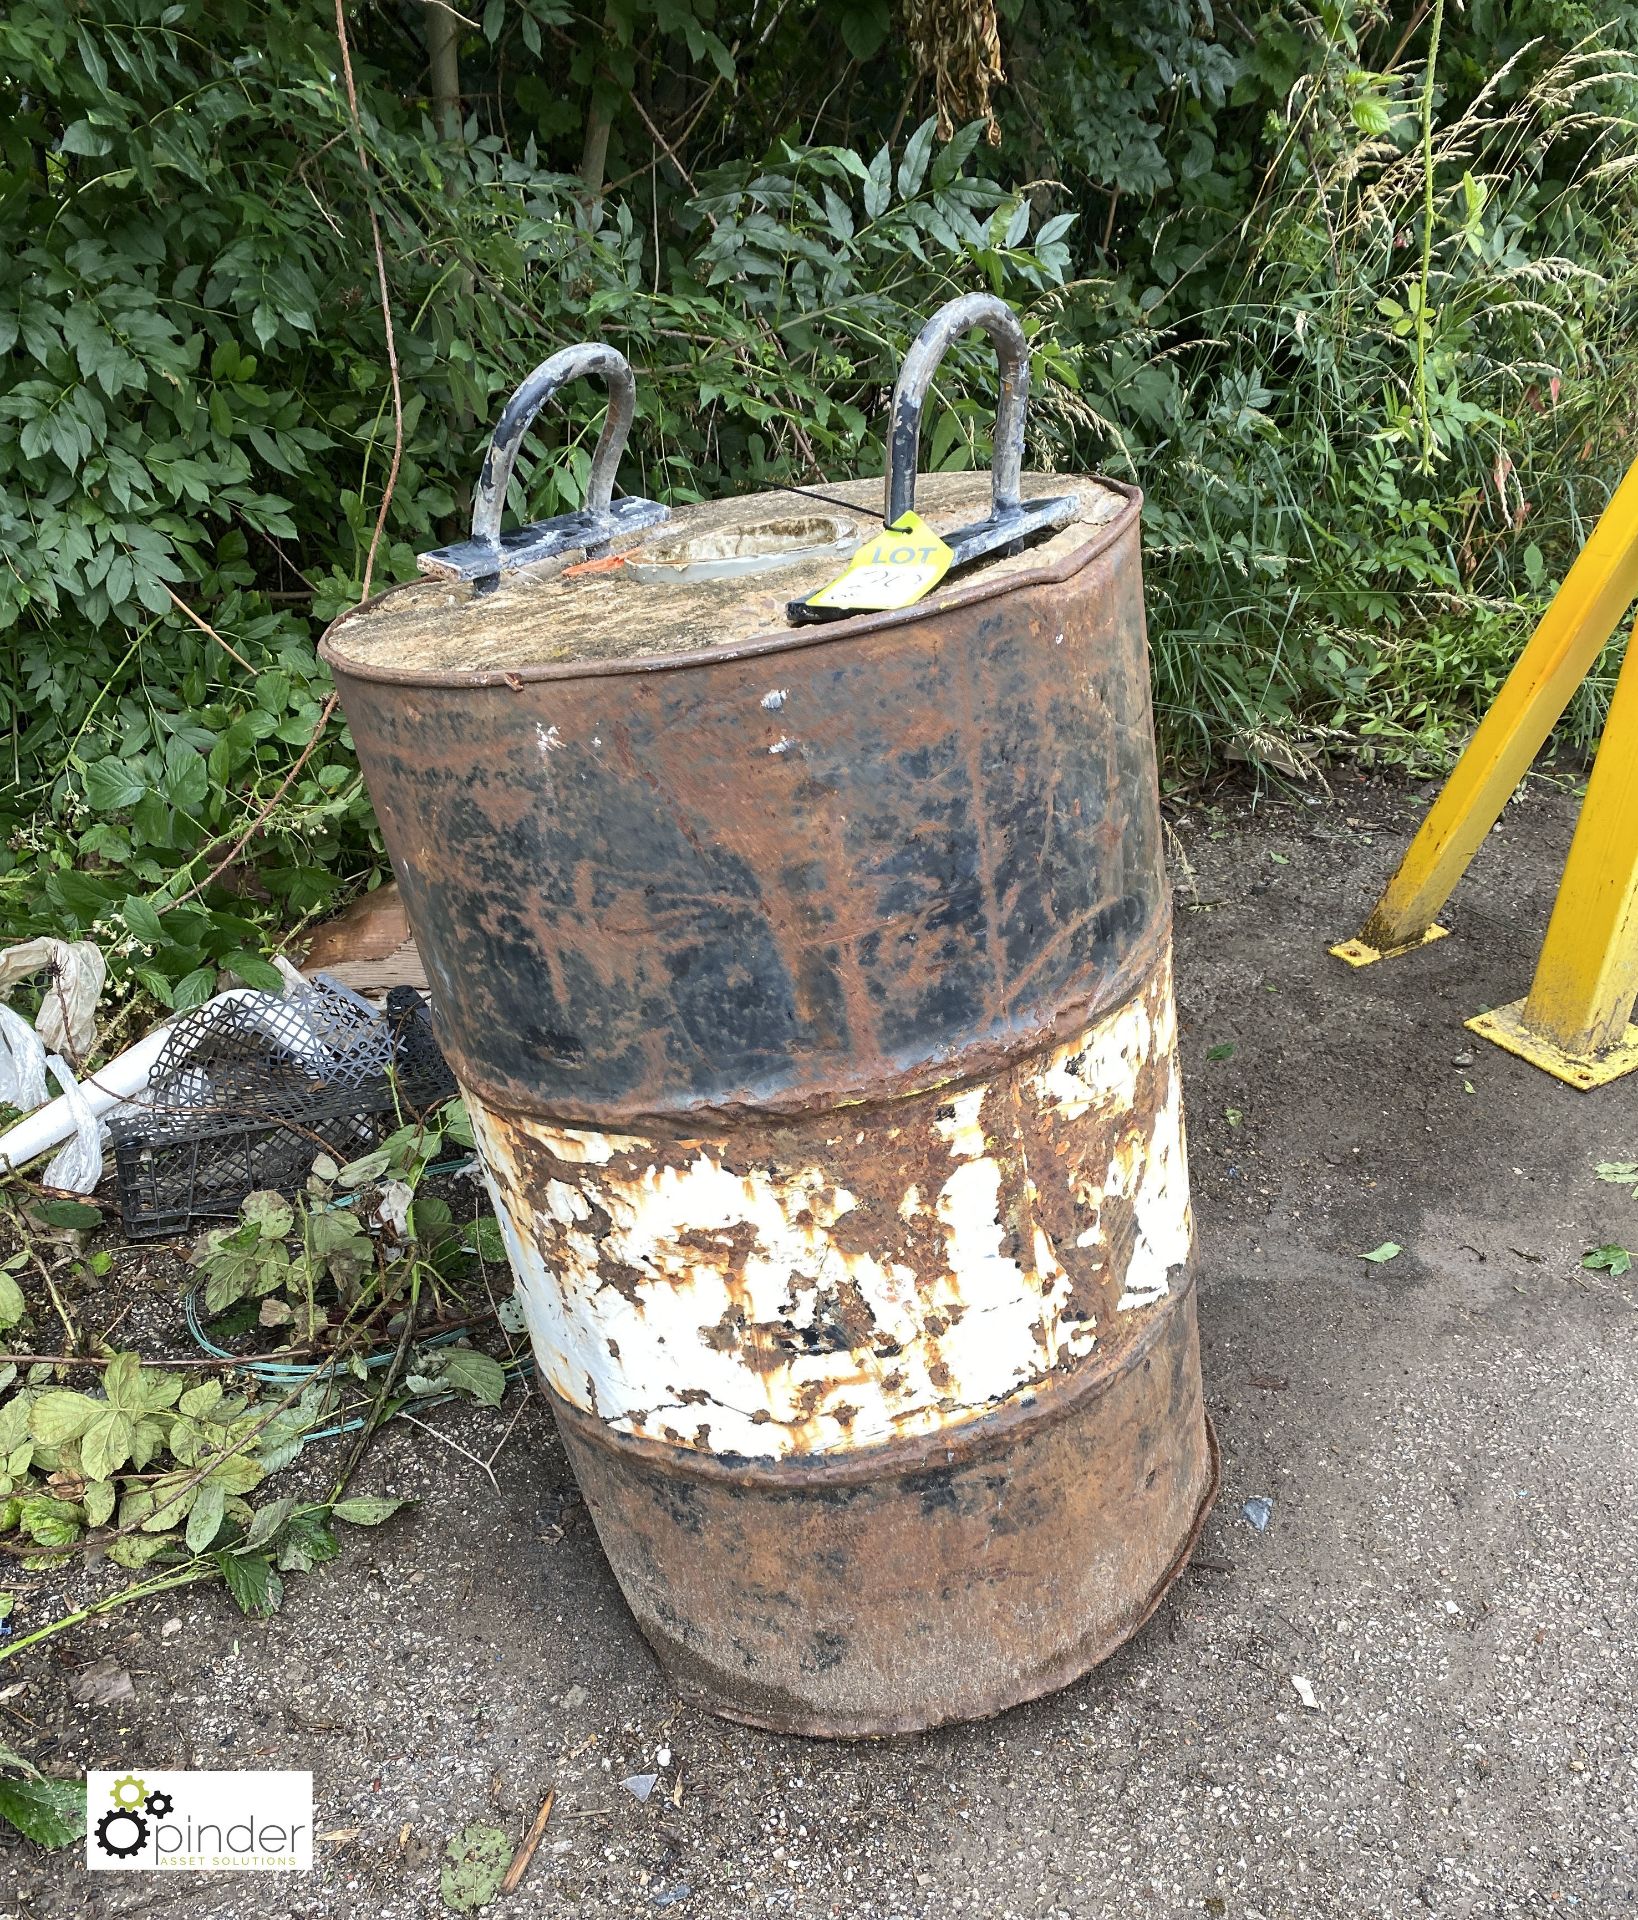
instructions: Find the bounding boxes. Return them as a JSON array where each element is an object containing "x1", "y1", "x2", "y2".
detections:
[
  {"x1": 1329, "y1": 924, "x2": 1450, "y2": 968},
  {"x1": 1466, "y1": 999, "x2": 1638, "y2": 1090}
]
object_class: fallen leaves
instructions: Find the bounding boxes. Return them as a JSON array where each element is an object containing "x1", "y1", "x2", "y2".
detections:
[
  {"x1": 440, "y1": 1822, "x2": 512, "y2": 1913},
  {"x1": 68, "y1": 1656, "x2": 134, "y2": 1707}
]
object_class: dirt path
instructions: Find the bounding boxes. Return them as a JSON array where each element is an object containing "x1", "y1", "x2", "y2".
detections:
[{"x1": 6, "y1": 770, "x2": 1636, "y2": 1919}]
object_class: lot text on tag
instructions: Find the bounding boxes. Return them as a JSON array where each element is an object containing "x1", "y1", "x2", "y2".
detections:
[{"x1": 803, "y1": 511, "x2": 954, "y2": 613}]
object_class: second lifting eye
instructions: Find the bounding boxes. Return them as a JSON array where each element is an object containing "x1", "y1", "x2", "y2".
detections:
[
  {"x1": 418, "y1": 343, "x2": 669, "y2": 587},
  {"x1": 788, "y1": 293, "x2": 1079, "y2": 626}
]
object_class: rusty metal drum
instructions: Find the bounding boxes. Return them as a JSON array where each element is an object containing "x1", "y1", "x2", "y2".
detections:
[{"x1": 321, "y1": 301, "x2": 1217, "y2": 1736}]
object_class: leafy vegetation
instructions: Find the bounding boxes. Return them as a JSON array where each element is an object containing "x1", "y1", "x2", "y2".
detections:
[
  {"x1": 0, "y1": 1745, "x2": 85, "y2": 1850},
  {"x1": 190, "y1": 1101, "x2": 502, "y2": 1352},
  {"x1": 0, "y1": 1, "x2": 1634, "y2": 999},
  {"x1": 442, "y1": 1822, "x2": 517, "y2": 1913},
  {"x1": 0, "y1": 1102, "x2": 522, "y2": 1678},
  {"x1": 0, "y1": 1340, "x2": 437, "y2": 1609}
]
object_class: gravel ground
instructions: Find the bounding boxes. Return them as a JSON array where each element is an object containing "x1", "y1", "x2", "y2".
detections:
[{"x1": 4, "y1": 770, "x2": 1635, "y2": 1919}]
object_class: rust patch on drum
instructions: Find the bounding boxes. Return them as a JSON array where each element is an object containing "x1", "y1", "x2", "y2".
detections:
[
  {"x1": 549, "y1": 1271, "x2": 1218, "y2": 1736},
  {"x1": 469, "y1": 945, "x2": 1188, "y2": 1462}
]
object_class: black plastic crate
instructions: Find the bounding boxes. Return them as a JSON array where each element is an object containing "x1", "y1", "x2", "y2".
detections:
[{"x1": 110, "y1": 981, "x2": 455, "y2": 1239}]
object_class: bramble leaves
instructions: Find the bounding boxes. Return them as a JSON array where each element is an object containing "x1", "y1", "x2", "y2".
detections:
[
  {"x1": 194, "y1": 1210, "x2": 293, "y2": 1313},
  {"x1": 79, "y1": 1410, "x2": 135, "y2": 1483},
  {"x1": 185, "y1": 1479, "x2": 227, "y2": 1553},
  {"x1": 435, "y1": 1351, "x2": 507, "y2": 1410},
  {"x1": 215, "y1": 1549, "x2": 283, "y2": 1618},
  {"x1": 29, "y1": 1393, "x2": 101, "y2": 1448},
  {"x1": 0, "y1": 1773, "x2": 86, "y2": 1850},
  {"x1": 275, "y1": 1510, "x2": 341, "y2": 1574},
  {"x1": 332, "y1": 1496, "x2": 411, "y2": 1527}
]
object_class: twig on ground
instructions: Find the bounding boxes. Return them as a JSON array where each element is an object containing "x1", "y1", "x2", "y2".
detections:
[
  {"x1": 0, "y1": 1351, "x2": 257, "y2": 1370},
  {"x1": 96, "y1": 1300, "x2": 135, "y2": 1348},
  {"x1": 1161, "y1": 815, "x2": 1200, "y2": 908},
  {"x1": 33, "y1": 1258, "x2": 78, "y2": 1354},
  {"x1": 500, "y1": 1790, "x2": 556, "y2": 1896},
  {"x1": 330, "y1": 1279, "x2": 419, "y2": 1500},
  {"x1": 398, "y1": 1411, "x2": 499, "y2": 1496},
  {"x1": 0, "y1": 1563, "x2": 218, "y2": 1665},
  {"x1": 483, "y1": 1390, "x2": 531, "y2": 1473},
  {"x1": 5, "y1": 1205, "x2": 80, "y2": 1352},
  {"x1": 0, "y1": 1310, "x2": 499, "y2": 1375}
]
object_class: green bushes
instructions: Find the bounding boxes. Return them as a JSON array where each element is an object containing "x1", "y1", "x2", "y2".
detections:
[
  {"x1": 1077, "y1": 13, "x2": 1638, "y2": 766},
  {"x1": 1, "y1": 2, "x2": 1634, "y2": 998}
]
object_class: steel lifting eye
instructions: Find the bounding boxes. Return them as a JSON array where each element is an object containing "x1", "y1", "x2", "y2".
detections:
[
  {"x1": 884, "y1": 292, "x2": 1078, "y2": 563},
  {"x1": 418, "y1": 343, "x2": 668, "y2": 584},
  {"x1": 787, "y1": 294, "x2": 1080, "y2": 626}
]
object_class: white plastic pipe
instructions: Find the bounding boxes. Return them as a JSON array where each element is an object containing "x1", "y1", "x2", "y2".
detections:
[{"x1": 0, "y1": 988, "x2": 279, "y2": 1176}]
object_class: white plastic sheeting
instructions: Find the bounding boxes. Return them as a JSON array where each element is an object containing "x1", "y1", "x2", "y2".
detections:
[
  {"x1": 39, "y1": 1054, "x2": 106, "y2": 1193},
  {"x1": 0, "y1": 937, "x2": 106, "y2": 1061},
  {"x1": 0, "y1": 1002, "x2": 48, "y2": 1113}
]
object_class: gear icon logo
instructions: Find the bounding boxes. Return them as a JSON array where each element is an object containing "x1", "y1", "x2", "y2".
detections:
[
  {"x1": 94, "y1": 1806, "x2": 150, "y2": 1859},
  {"x1": 92, "y1": 1773, "x2": 176, "y2": 1863}
]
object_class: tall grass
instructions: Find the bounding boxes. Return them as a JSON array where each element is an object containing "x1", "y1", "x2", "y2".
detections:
[{"x1": 1065, "y1": 25, "x2": 1638, "y2": 770}]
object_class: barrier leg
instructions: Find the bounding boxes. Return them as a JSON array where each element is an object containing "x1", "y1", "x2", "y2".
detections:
[
  {"x1": 1331, "y1": 457, "x2": 1638, "y2": 966},
  {"x1": 1467, "y1": 610, "x2": 1638, "y2": 1088}
]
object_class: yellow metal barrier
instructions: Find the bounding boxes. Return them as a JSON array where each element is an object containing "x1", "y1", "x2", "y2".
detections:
[{"x1": 1332, "y1": 456, "x2": 1638, "y2": 1088}]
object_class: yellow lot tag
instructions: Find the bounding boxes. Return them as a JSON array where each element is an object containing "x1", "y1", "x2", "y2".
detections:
[{"x1": 804, "y1": 512, "x2": 954, "y2": 613}]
